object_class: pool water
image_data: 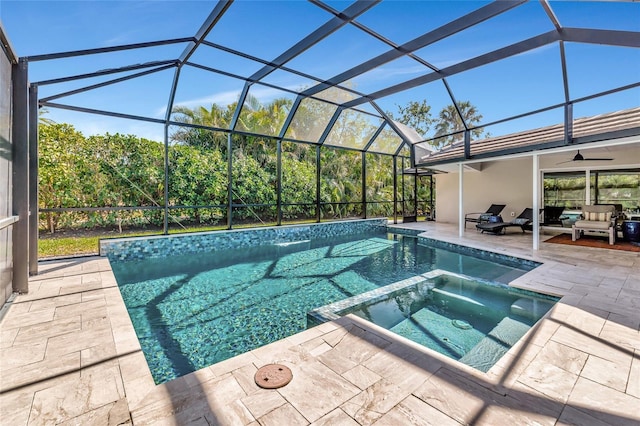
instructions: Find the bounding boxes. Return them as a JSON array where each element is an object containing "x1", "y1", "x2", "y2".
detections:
[
  {"x1": 331, "y1": 272, "x2": 558, "y2": 372},
  {"x1": 111, "y1": 231, "x2": 539, "y2": 384}
]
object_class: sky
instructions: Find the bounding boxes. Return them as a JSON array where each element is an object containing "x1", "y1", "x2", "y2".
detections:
[{"x1": 1, "y1": 0, "x2": 639, "y2": 144}]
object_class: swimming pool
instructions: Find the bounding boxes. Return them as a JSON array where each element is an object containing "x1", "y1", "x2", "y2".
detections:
[{"x1": 108, "y1": 227, "x2": 541, "y2": 384}]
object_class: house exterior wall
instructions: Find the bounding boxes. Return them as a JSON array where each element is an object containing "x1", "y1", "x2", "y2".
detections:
[
  {"x1": 433, "y1": 142, "x2": 640, "y2": 225},
  {"x1": 434, "y1": 158, "x2": 534, "y2": 224}
]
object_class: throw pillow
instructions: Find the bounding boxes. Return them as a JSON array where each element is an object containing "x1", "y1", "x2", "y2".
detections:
[{"x1": 586, "y1": 211, "x2": 612, "y2": 221}]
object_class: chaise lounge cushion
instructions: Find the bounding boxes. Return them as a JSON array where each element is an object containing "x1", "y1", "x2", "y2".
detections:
[
  {"x1": 476, "y1": 208, "x2": 534, "y2": 234},
  {"x1": 465, "y1": 204, "x2": 506, "y2": 228},
  {"x1": 512, "y1": 217, "x2": 530, "y2": 226},
  {"x1": 574, "y1": 220, "x2": 612, "y2": 230}
]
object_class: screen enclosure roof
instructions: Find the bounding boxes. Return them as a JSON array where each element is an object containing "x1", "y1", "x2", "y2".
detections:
[{"x1": 3, "y1": 0, "x2": 639, "y2": 161}]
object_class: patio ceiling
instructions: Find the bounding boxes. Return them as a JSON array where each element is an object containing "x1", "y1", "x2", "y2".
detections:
[{"x1": 6, "y1": 0, "x2": 640, "y2": 160}]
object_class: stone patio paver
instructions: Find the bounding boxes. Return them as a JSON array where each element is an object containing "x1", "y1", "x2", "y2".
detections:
[{"x1": 1, "y1": 223, "x2": 639, "y2": 425}]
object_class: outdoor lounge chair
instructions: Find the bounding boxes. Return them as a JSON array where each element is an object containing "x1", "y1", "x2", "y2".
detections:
[
  {"x1": 572, "y1": 204, "x2": 616, "y2": 245},
  {"x1": 476, "y1": 208, "x2": 535, "y2": 234},
  {"x1": 464, "y1": 204, "x2": 506, "y2": 228}
]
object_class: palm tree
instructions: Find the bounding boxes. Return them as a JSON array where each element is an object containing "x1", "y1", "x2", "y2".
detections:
[
  {"x1": 171, "y1": 103, "x2": 232, "y2": 150},
  {"x1": 38, "y1": 107, "x2": 56, "y2": 126},
  {"x1": 237, "y1": 96, "x2": 291, "y2": 136},
  {"x1": 172, "y1": 103, "x2": 230, "y2": 128}
]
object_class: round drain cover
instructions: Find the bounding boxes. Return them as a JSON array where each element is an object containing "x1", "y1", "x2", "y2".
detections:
[{"x1": 255, "y1": 364, "x2": 292, "y2": 389}]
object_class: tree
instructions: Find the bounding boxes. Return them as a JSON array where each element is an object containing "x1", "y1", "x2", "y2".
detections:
[
  {"x1": 171, "y1": 103, "x2": 233, "y2": 150},
  {"x1": 236, "y1": 96, "x2": 292, "y2": 137},
  {"x1": 38, "y1": 107, "x2": 56, "y2": 126},
  {"x1": 169, "y1": 144, "x2": 227, "y2": 223},
  {"x1": 388, "y1": 100, "x2": 433, "y2": 138},
  {"x1": 281, "y1": 144, "x2": 316, "y2": 220},
  {"x1": 434, "y1": 101, "x2": 485, "y2": 148},
  {"x1": 39, "y1": 123, "x2": 89, "y2": 232}
]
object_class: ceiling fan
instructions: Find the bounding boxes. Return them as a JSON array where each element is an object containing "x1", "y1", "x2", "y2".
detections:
[{"x1": 557, "y1": 150, "x2": 613, "y2": 165}]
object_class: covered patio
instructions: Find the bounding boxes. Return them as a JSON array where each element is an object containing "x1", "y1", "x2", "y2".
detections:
[
  {"x1": 428, "y1": 113, "x2": 640, "y2": 249},
  {"x1": 1, "y1": 222, "x2": 638, "y2": 424}
]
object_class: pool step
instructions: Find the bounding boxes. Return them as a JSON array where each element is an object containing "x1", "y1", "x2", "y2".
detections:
[
  {"x1": 431, "y1": 275, "x2": 514, "y2": 309},
  {"x1": 431, "y1": 283, "x2": 511, "y2": 323},
  {"x1": 458, "y1": 316, "x2": 530, "y2": 372},
  {"x1": 492, "y1": 269, "x2": 526, "y2": 285},
  {"x1": 510, "y1": 297, "x2": 555, "y2": 321},
  {"x1": 390, "y1": 308, "x2": 484, "y2": 359}
]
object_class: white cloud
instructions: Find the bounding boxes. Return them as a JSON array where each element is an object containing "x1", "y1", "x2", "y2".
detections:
[
  {"x1": 155, "y1": 89, "x2": 242, "y2": 117},
  {"x1": 156, "y1": 85, "x2": 295, "y2": 116}
]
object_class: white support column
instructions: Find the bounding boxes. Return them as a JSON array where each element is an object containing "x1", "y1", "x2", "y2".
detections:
[
  {"x1": 585, "y1": 169, "x2": 591, "y2": 205},
  {"x1": 459, "y1": 163, "x2": 464, "y2": 237},
  {"x1": 532, "y1": 154, "x2": 539, "y2": 251}
]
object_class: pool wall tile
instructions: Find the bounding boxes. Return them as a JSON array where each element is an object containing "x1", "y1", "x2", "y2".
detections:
[
  {"x1": 101, "y1": 218, "x2": 388, "y2": 262},
  {"x1": 387, "y1": 227, "x2": 422, "y2": 237},
  {"x1": 417, "y1": 236, "x2": 542, "y2": 269}
]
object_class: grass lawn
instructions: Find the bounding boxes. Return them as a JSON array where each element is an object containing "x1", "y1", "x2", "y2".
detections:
[
  {"x1": 37, "y1": 219, "x2": 321, "y2": 258},
  {"x1": 38, "y1": 226, "x2": 227, "y2": 258}
]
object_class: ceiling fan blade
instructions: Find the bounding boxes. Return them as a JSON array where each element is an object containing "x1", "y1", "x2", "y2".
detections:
[{"x1": 556, "y1": 153, "x2": 614, "y2": 164}]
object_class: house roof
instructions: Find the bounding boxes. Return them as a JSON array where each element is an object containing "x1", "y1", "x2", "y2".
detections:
[{"x1": 416, "y1": 107, "x2": 640, "y2": 167}]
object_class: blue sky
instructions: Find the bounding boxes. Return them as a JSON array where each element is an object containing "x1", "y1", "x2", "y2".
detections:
[{"x1": 1, "y1": 1, "x2": 639, "y2": 143}]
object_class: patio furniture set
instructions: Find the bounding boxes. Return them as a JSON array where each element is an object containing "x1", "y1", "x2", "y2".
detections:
[{"x1": 467, "y1": 203, "x2": 640, "y2": 246}]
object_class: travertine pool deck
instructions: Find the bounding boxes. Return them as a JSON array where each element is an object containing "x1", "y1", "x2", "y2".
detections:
[{"x1": 1, "y1": 223, "x2": 639, "y2": 425}]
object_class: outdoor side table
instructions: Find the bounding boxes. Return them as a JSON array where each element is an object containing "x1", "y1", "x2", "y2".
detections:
[{"x1": 621, "y1": 220, "x2": 640, "y2": 245}]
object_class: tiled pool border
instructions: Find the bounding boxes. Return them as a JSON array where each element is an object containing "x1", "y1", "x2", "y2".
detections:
[
  {"x1": 307, "y1": 269, "x2": 446, "y2": 326},
  {"x1": 100, "y1": 218, "x2": 388, "y2": 262},
  {"x1": 418, "y1": 236, "x2": 542, "y2": 270}
]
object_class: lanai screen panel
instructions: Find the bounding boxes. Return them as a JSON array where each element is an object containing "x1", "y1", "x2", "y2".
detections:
[
  {"x1": 203, "y1": 0, "x2": 332, "y2": 61},
  {"x1": 323, "y1": 109, "x2": 383, "y2": 151},
  {"x1": 367, "y1": 126, "x2": 404, "y2": 155},
  {"x1": 234, "y1": 84, "x2": 296, "y2": 137},
  {"x1": 551, "y1": 1, "x2": 640, "y2": 32},
  {"x1": 172, "y1": 66, "x2": 246, "y2": 131},
  {"x1": 564, "y1": 43, "x2": 640, "y2": 108},
  {"x1": 354, "y1": 1, "x2": 484, "y2": 45},
  {"x1": 374, "y1": 81, "x2": 453, "y2": 142},
  {"x1": 284, "y1": 21, "x2": 391, "y2": 83},
  {"x1": 285, "y1": 97, "x2": 338, "y2": 144},
  {"x1": 186, "y1": 44, "x2": 264, "y2": 80},
  {"x1": 414, "y1": 2, "x2": 555, "y2": 69}
]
